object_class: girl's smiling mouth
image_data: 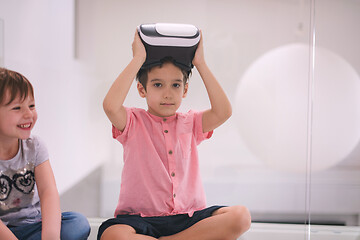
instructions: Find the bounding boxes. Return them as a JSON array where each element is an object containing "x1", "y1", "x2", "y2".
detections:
[{"x1": 18, "y1": 123, "x2": 32, "y2": 129}]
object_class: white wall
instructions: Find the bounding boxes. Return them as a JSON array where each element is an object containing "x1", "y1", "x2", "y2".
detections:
[
  {"x1": 0, "y1": 18, "x2": 3, "y2": 66},
  {"x1": 0, "y1": 0, "x2": 110, "y2": 193}
]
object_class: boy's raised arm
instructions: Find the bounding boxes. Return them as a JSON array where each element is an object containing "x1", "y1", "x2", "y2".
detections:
[
  {"x1": 193, "y1": 32, "x2": 232, "y2": 133},
  {"x1": 103, "y1": 30, "x2": 146, "y2": 132}
]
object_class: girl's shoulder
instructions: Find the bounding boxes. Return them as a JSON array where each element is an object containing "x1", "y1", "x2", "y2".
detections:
[
  {"x1": 20, "y1": 135, "x2": 49, "y2": 166},
  {"x1": 21, "y1": 134, "x2": 45, "y2": 150}
]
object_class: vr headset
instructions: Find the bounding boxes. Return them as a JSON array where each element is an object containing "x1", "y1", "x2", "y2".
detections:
[{"x1": 137, "y1": 23, "x2": 200, "y2": 72}]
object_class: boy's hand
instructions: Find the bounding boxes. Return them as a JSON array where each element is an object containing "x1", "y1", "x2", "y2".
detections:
[
  {"x1": 132, "y1": 29, "x2": 146, "y2": 63},
  {"x1": 192, "y1": 31, "x2": 205, "y2": 67},
  {"x1": 103, "y1": 28, "x2": 146, "y2": 132}
]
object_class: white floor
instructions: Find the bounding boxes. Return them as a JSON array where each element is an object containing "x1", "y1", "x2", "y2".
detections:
[
  {"x1": 240, "y1": 223, "x2": 360, "y2": 240},
  {"x1": 88, "y1": 218, "x2": 360, "y2": 240}
]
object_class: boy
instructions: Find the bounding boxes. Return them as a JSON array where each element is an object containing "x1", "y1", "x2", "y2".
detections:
[{"x1": 99, "y1": 29, "x2": 251, "y2": 240}]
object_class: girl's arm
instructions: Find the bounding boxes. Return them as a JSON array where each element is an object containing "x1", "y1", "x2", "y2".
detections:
[
  {"x1": 193, "y1": 32, "x2": 232, "y2": 133},
  {"x1": 103, "y1": 30, "x2": 146, "y2": 132},
  {"x1": 35, "y1": 160, "x2": 61, "y2": 240},
  {"x1": 0, "y1": 221, "x2": 17, "y2": 240}
]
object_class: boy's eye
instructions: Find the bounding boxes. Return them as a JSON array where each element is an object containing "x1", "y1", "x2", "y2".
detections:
[
  {"x1": 12, "y1": 106, "x2": 21, "y2": 110},
  {"x1": 173, "y1": 83, "x2": 181, "y2": 88},
  {"x1": 154, "y1": 83, "x2": 162, "y2": 87},
  {"x1": 29, "y1": 104, "x2": 35, "y2": 109}
]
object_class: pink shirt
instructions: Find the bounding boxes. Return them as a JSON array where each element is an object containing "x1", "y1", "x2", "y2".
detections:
[{"x1": 112, "y1": 107, "x2": 213, "y2": 217}]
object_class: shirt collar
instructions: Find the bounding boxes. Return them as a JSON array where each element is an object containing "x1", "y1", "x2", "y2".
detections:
[{"x1": 147, "y1": 111, "x2": 177, "y2": 123}]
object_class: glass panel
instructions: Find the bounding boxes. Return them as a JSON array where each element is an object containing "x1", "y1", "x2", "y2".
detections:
[{"x1": 310, "y1": 0, "x2": 360, "y2": 238}]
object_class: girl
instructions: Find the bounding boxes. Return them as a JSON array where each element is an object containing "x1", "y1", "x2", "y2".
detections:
[{"x1": 0, "y1": 68, "x2": 90, "y2": 240}]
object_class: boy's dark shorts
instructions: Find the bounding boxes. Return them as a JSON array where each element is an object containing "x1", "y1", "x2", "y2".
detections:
[{"x1": 97, "y1": 205, "x2": 224, "y2": 239}]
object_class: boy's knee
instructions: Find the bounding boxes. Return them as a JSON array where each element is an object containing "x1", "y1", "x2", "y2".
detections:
[
  {"x1": 100, "y1": 225, "x2": 136, "y2": 240},
  {"x1": 229, "y1": 205, "x2": 251, "y2": 234}
]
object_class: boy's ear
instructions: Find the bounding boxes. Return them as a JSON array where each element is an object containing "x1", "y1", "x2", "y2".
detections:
[
  {"x1": 137, "y1": 82, "x2": 147, "y2": 98},
  {"x1": 182, "y1": 83, "x2": 189, "y2": 98}
]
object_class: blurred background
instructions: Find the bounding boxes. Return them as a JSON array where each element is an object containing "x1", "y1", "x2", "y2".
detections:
[{"x1": 1, "y1": 0, "x2": 359, "y2": 238}]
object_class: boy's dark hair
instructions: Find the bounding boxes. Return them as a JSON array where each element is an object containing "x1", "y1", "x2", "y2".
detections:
[
  {"x1": 0, "y1": 68, "x2": 34, "y2": 105},
  {"x1": 136, "y1": 57, "x2": 191, "y2": 91}
]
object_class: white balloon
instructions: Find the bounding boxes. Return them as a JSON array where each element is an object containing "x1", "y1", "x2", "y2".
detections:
[{"x1": 235, "y1": 43, "x2": 360, "y2": 172}]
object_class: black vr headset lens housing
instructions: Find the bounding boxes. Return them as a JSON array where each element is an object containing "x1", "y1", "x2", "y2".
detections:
[{"x1": 138, "y1": 23, "x2": 200, "y2": 72}]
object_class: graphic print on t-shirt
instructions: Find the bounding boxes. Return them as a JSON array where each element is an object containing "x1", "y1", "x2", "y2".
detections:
[{"x1": 0, "y1": 163, "x2": 35, "y2": 213}]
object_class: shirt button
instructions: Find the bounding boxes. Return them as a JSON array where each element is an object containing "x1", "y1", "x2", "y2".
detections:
[
  {"x1": 169, "y1": 150, "x2": 173, "y2": 155},
  {"x1": 164, "y1": 130, "x2": 168, "y2": 133},
  {"x1": 171, "y1": 172, "x2": 175, "y2": 177},
  {"x1": 163, "y1": 118, "x2": 167, "y2": 122},
  {"x1": 173, "y1": 193, "x2": 176, "y2": 198}
]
